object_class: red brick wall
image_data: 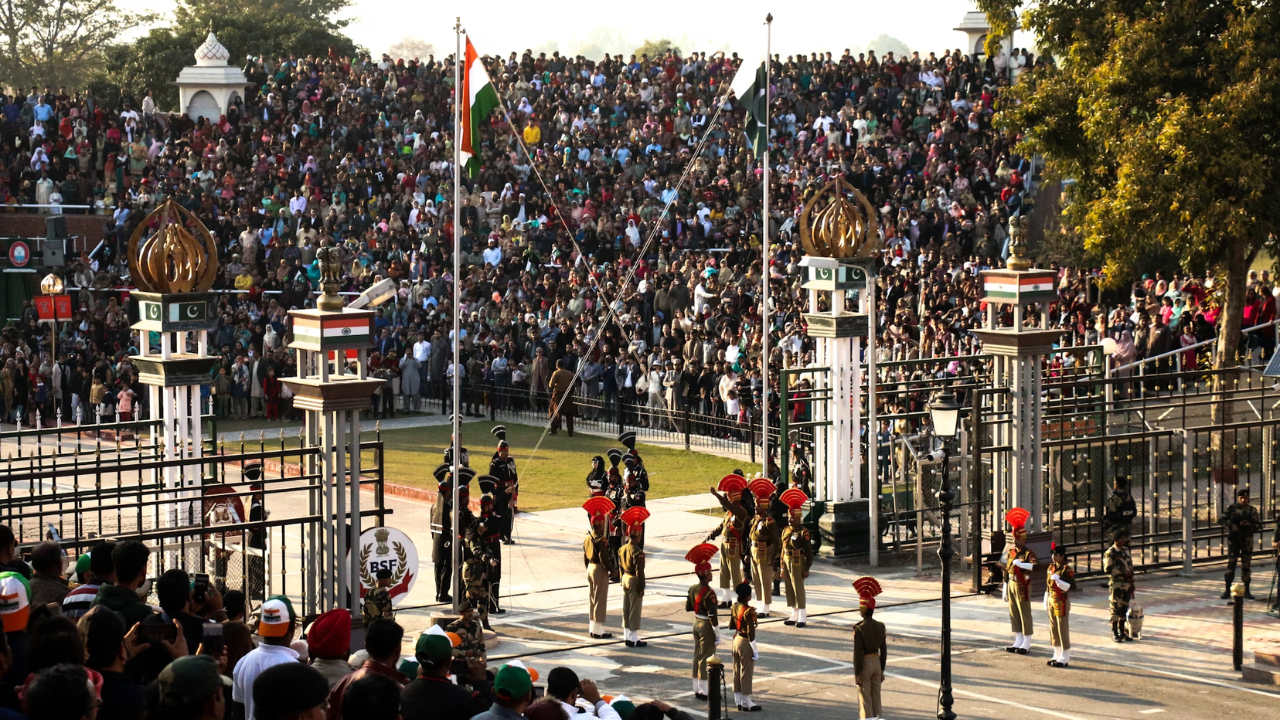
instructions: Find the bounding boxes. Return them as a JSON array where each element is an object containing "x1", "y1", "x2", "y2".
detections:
[{"x1": 0, "y1": 213, "x2": 109, "y2": 256}]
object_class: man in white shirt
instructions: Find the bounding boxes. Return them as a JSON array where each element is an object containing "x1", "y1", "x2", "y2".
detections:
[
  {"x1": 546, "y1": 668, "x2": 621, "y2": 720},
  {"x1": 483, "y1": 237, "x2": 503, "y2": 268},
  {"x1": 231, "y1": 596, "x2": 300, "y2": 720},
  {"x1": 812, "y1": 112, "x2": 835, "y2": 134},
  {"x1": 413, "y1": 333, "x2": 431, "y2": 364}
]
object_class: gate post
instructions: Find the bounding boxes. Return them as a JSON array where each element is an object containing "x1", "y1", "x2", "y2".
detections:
[{"x1": 1180, "y1": 429, "x2": 1194, "y2": 575}]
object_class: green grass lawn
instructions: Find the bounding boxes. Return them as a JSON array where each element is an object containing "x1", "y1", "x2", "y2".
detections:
[{"x1": 360, "y1": 422, "x2": 742, "y2": 512}]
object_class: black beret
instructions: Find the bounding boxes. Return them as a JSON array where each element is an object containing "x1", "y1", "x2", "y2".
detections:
[{"x1": 253, "y1": 663, "x2": 330, "y2": 720}]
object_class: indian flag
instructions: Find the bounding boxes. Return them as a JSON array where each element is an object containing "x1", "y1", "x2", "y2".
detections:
[
  {"x1": 984, "y1": 272, "x2": 1057, "y2": 300},
  {"x1": 292, "y1": 314, "x2": 372, "y2": 349},
  {"x1": 460, "y1": 36, "x2": 500, "y2": 177}
]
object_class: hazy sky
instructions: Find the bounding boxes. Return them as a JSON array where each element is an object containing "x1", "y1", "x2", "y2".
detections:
[{"x1": 122, "y1": 0, "x2": 1037, "y2": 60}]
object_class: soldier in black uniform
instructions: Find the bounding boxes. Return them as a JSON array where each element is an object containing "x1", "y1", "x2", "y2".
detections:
[
  {"x1": 605, "y1": 467, "x2": 626, "y2": 582},
  {"x1": 477, "y1": 476, "x2": 505, "y2": 614},
  {"x1": 244, "y1": 463, "x2": 267, "y2": 602},
  {"x1": 444, "y1": 417, "x2": 470, "y2": 469},
  {"x1": 586, "y1": 455, "x2": 608, "y2": 496},
  {"x1": 431, "y1": 464, "x2": 455, "y2": 603},
  {"x1": 1103, "y1": 477, "x2": 1137, "y2": 541},
  {"x1": 489, "y1": 426, "x2": 518, "y2": 545},
  {"x1": 1218, "y1": 487, "x2": 1262, "y2": 599},
  {"x1": 621, "y1": 459, "x2": 647, "y2": 547},
  {"x1": 619, "y1": 431, "x2": 650, "y2": 491},
  {"x1": 606, "y1": 448, "x2": 624, "y2": 491}
]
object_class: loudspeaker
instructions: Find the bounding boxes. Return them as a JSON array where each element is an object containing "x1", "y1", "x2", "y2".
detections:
[
  {"x1": 44, "y1": 237, "x2": 65, "y2": 267},
  {"x1": 46, "y1": 214, "x2": 67, "y2": 240}
]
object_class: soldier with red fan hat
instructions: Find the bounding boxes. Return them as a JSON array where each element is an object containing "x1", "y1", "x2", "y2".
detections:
[
  {"x1": 853, "y1": 577, "x2": 887, "y2": 720},
  {"x1": 706, "y1": 475, "x2": 751, "y2": 608},
  {"x1": 618, "y1": 507, "x2": 650, "y2": 647},
  {"x1": 747, "y1": 478, "x2": 780, "y2": 617},
  {"x1": 728, "y1": 582, "x2": 761, "y2": 712},
  {"x1": 1002, "y1": 507, "x2": 1037, "y2": 654},
  {"x1": 582, "y1": 496, "x2": 616, "y2": 639},
  {"x1": 1046, "y1": 542, "x2": 1076, "y2": 668},
  {"x1": 685, "y1": 542, "x2": 720, "y2": 701},
  {"x1": 779, "y1": 488, "x2": 814, "y2": 628}
]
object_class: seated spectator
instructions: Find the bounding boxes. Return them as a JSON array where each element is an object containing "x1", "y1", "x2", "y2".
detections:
[
  {"x1": 28, "y1": 543, "x2": 69, "y2": 610},
  {"x1": 545, "y1": 668, "x2": 619, "y2": 720},
  {"x1": 232, "y1": 596, "x2": 300, "y2": 720},
  {"x1": 61, "y1": 554, "x2": 98, "y2": 620},
  {"x1": 339, "y1": 674, "x2": 399, "y2": 720},
  {"x1": 0, "y1": 528, "x2": 30, "y2": 580},
  {"x1": 91, "y1": 542, "x2": 153, "y2": 626},
  {"x1": 0, "y1": 631, "x2": 20, "y2": 720},
  {"x1": 303, "y1": 610, "x2": 351, "y2": 690},
  {"x1": 221, "y1": 591, "x2": 246, "y2": 624},
  {"x1": 1, "y1": 571, "x2": 32, "y2": 685},
  {"x1": 26, "y1": 608, "x2": 85, "y2": 675},
  {"x1": 79, "y1": 607, "x2": 145, "y2": 720},
  {"x1": 630, "y1": 700, "x2": 699, "y2": 720},
  {"x1": 156, "y1": 569, "x2": 214, "y2": 654},
  {"x1": 146, "y1": 655, "x2": 230, "y2": 720},
  {"x1": 471, "y1": 662, "x2": 537, "y2": 720},
  {"x1": 325, "y1": 619, "x2": 405, "y2": 720},
  {"x1": 23, "y1": 664, "x2": 96, "y2": 720},
  {"x1": 400, "y1": 627, "x2": 489, "y2": 720},
  {"x1": 251, "y1": 663, "x2": 329, "y2": 720}
]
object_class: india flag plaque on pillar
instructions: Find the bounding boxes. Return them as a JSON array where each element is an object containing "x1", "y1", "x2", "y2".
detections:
[
  {"x1": 289, "y1": 309, "x2": 375, "y2": 352},
  {"x1": 980, "y1": 269, "x2": 1058, "y2": 305}
]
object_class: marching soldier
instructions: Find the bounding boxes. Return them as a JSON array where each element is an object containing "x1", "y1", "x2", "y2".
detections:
[
  {"x1": 1046, "y1": 542, "x2": 1075, "y2": 668},
  {"x1": 619, "y1": 431, "x2": 650, "y2": 491},
  {"x1": 430, "y1": 465, "x2": 454, "y2": 603},
  {"x1": 463, "y1": 511, "x2": 495, "y2": 630},
  {"x1": 707, "y1": 475, "x2": 750, "y2": 608},
  {"x1": 747, "y1": 478, "x2": 780, "y2": 617},
  {"x1": 1103, "y1": 477, "x2": 1137, "y2": 541},
  {"x1": 446, "y1": 601, "x2": 486, "y2": 672},
  {"x1": 477, "y1": 476, "x2": 505, "y2": 615},
  {"x1": 586, "y1": 455, "x2": 608, "y2": 496},
  {"x1": 605, "y1": 471, "x2": 626, "y2": 582},
  {"x1": 685, "y1": 542, "x2": 720, "y2": 701},
  {"x1": 729, "y1": 582, "x2": 761, "y2": 712},
  {"x1": 619, "y1": 507, "x2": 650, "y2": 648},
  {"x1": 1002, "y1": 507, "x2": 1036, "y2": 654},
  {"x1": 443, "y1": 418, "x2": 470, "y2": 468},
  {"x1": 1218, "y1": 487, "x2": 1261, "y2": 599},
  {"x1": 490, "y1": 426, "x2": 518, "y2": 545},
  {"x1": 767, "y1": 475, "x2": 788, "y2": 598},
  {"x1": 362, "y1": 568, "x2": 395, "y2": 623},
  {"x1": 780, "y1": 488, "x2": 814, "y2": 628},
  {"x1": 1104, "y1": 529, "x2": 1135, "y2": 642},
  {"x1": 583, "y1": 496, "x2": 616, "y2": 639},
  {"x1": 853, "y1": 577, "x2": 886, "y2": 720}
]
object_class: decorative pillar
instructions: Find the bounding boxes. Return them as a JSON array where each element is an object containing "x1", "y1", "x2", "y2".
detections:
[{"x1": 282, "y1": 246, "x2": 383, "y2": 619}]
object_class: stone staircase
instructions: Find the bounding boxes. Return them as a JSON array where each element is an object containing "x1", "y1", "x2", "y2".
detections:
[{"x1": 1242, "y1": 649, "x2": 1280, "y2": 685}]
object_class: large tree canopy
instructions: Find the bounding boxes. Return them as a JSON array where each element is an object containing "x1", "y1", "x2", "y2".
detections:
[
  {"x1": 979, "y1": 0, "x2": 1280, "y2": 369},
  {"x1": 93, "y1": 0, "x2": 360, "y2": 109},
  {"x1": 0, "y1": 0, "x2": 152, "y2": 90}
]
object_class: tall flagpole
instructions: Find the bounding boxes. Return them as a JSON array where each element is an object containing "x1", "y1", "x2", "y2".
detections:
[
  {"x1": 451, "y1": 17, "x2": 463, "y2": 616},
  {"x1": 761, "y1": 14, "x2": 772, "y2": 479}
]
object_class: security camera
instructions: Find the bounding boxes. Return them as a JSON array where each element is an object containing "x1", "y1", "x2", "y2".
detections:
[{"x1": 928, "y1": 449, "x2": 945, "y2": 463}]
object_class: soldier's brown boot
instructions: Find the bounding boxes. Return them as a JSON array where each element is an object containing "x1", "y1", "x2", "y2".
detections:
[
  {"x1": 1244, "y1": 582, "x2": 1255, "y2": 600},
  {"x1": 1111, "y1": 622, "x2": 1124, "y2": 643}
]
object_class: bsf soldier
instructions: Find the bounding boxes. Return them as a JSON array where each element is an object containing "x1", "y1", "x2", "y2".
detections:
[
  {"x1": 362, "y1": 568, "x2": 395, "y2": 624},
  {"x1": 489, "y1": 426, "x2": 518, "y2": 545},
  {"x1": 430, "y1": 465, "x2": 454, "y2": 603},
  {"x1": 1218, "y1": 487, "x2": 1261, "y2": 599},
  {"x1": 583, "y1": 496, "x2": 616, "y2": 639},
  {"x1": 1002, "y1": 508, "x2": 1036, "y2": 654},
  {"x1": 779, "y1": 488, "x2": 814, "y2": 628},
  {"x1": 463, "y1": 514, "x2": 495, "y2": 630},
  {"x1": 1045, "y1": 542, "x2": 1075, "y2": 668},
  {"x1": 586, "y1": 455, "x2": 608, "y2": 496},
  {"x1": 685, "y1": 543, "x2": 720, "y2": 701},
  {"x1": 618, "y1": 507, "x2": 650, "y2": 648},
  {"x1": 477, "y1": 476, "x2": 505, "y2": 615},
  {"x1": 706, "y1": 475, "x2": 750, "y2": 608},
  {"x1": 853, "y1": 577, "x2": 886, "y2": 720},
  {"x1": 1103, "y1": 529, "x2": 1135, "y2": 642},
  {"x1": 728, "y1": 582, "x2": 761, "y2": 712},
  {"x1": 1103, "y1": 478, "x2": 1137, "y2": 541},
  {"x1": 446, "y1": 601, "x2": 486, "y2": 673},
  {"x1": 747, "y1": 478, "x2": 780, "y2": 617}
]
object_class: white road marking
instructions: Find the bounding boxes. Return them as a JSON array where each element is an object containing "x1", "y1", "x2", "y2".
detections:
[
  {"x1": 1139, "y1": 710, "x2": 1166, "y2": 715},
  {"x1": 887, "y1": 672, "x2": 1089, "y2": 720},
  {"x1": 1104, "y1": 657, "x2": 1280, "y2": 699},
  {"x1": 503, "y1": 621, "x2": 596, "y2": 643}
]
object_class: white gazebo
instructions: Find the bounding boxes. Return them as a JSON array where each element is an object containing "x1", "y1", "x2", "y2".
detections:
[
  {"x1": 175, "y1": 31, "x2": 249, "y2": 122},
  {"x1": 955, "y1": 10, "x2": 994, "y2": 59}
]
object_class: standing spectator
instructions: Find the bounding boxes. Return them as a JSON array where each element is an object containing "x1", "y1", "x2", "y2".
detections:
[
  {"x1": 28, "y1": 542, "x2": 70, "y2": 609},
  {"x1": 146, "y1": 655, "x2": 230, "y2": 720},
  {"x1": 325, "y1": 619, "x2": 405, "y2": 720},
  {"x1": 338, "y1": 675, "x2": 400, "y2": 720},
  {"x1": 22, "y1": 664, "x2": 96, "y2": 720},
  {"x1": 401, "y1": 628, "x2": 490, "y2": 720},
  {"x1": 80, "y1": 607, "x2": 145, "y2": 720},
  {"x1": 469, "y1": 663, "x2": 537, "y2": 720},
  {"x1": 91, "y1": 541, "x2": 153, "y2": 626},
  {"x1": 251, "y1": 663, "x2": 329, "y2": 720},
  {"x1": 303, "y1": 610, "x2": 351, "y2": 690},
  {"x1": 262, "y1": 368, "x2": 282, "y2": 422},
  {"x1": 0, "y1": 527, "x2": 29, "y2": 579},
  {"x1": 232, "y1": 596, "x2": 300, "y2": 720}
]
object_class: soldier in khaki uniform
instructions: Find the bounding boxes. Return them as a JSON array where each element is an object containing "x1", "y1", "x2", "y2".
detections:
[
  {"x1": 779, "y1": 488, "x2": 814, "y2": 628},
  {"x1": 446, "y1": 601, "x2": 486, "y2": 673},
  {"x1": 464, "y1": 514, "x2": 495, "y2": 630},
  {"x1": 685, "y1": 542, "x2": 720, "y2": 701},
  {"x1": 1045, "y1": 542, "x2": 1075, "y2": 668},
  {"x1": 853, "y1": 577, "x2": 886, "y2": 720},
  {"x1": 1002, "y1": 507, "x2": 1036, "y2": 654},
  {"x1": 746, "y1": 478, "x2": 780, "y2": 616},
  {"x1": 1218, "y1": 487, "x2": 1262, "y2": 599},
  {"x1": 1104, "y1": 530, "x2": 1135, "y2": 642},
  {"x1": 362, "y1": 568, "x2": 395, "y2": 624},
  {"x1": 706, "y1": 475, "x2": 750, "y2": 608},
  {"x1": 583, "y1": 496, "x2": 616, "y2": 639},
  {"x1": 728, "y1": 583, "x2": 761, "y2": 712},
  {"x1": 619, "y1": 506, "x2": 650, "y2": 648}
]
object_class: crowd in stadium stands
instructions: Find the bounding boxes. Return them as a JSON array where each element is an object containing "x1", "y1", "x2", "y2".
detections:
[{"x1": 1, "y1": 45, "x2": 1269, "y2": 442}]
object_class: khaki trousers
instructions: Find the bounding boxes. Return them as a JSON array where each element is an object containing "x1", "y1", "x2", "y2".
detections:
[
  {"x1": 751, "y1": 553, "x2": 773, "y2": 605},
  {"x1": 622, "y1": 574, "x2": 644, "y2": 631},
  {"x1": 588, "y1": 562, "x2": 608, "y2": 625},
  {"x1": 692, "y1": 618, "x2": 716, "y2": 679},
  {"x1": 857, "y1": 657, "x2": 881, "y2": 719},
  {"x1": 719, "y1": 547, "x2": 743, "y2": 592},
  {"x1": 1008, "y1": 595, "x2": 1033, "y2": 635},
  {"x1": 782, "y1": 557, "x2": 806, "y2": 609},
  {"x1": 732, "y1": 635, "x2": 753, "y2": 694},
  {"x1": 1049, "y1": 612, "x2": 1070, "y2": 650}
]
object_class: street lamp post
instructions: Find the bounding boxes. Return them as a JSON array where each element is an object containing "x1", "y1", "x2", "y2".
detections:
[
  {"x1": 929, "y1": 389, "x2": 961, "y2": 720},
  {"x1": 40, "y1": 272, "x2": 65, "y2": 390}
]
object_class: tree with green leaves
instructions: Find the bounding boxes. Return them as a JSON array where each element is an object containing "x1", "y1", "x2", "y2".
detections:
[
  {"x1": 634, "y1": 39, "x2": 680, "y2": 60},
  {"x1": 977, "y1": 0, "x2": 1280, "y2": 372},
  {"x1": 0, "y1": 0, "x2": 152, "y2": 91}
]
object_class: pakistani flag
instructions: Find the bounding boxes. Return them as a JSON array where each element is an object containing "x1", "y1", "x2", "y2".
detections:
[
  {"x1": 460, "y1": 36, "x2": 500, "y2": 177},
  {"x1": 731, "y1": 55, "x2": 768, "y2": 158}
]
